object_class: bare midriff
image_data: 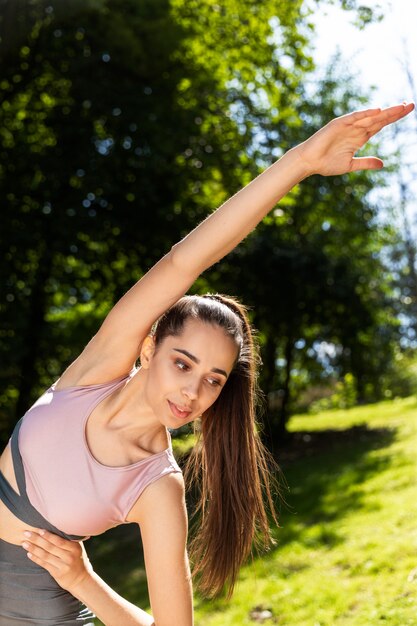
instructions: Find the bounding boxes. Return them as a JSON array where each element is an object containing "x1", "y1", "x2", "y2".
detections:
[{"x1": 0, "y1": 443, "x2": 38, "y2": 545}]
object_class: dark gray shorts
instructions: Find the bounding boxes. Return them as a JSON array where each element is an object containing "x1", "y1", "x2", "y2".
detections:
[{"x1": 0, "y1": 418, "x2": 95, "y2": 624}]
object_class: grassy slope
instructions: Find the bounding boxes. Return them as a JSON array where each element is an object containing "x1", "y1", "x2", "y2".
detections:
[
  {"x1": 194, "y1": 397, "x2": 417, "y2": 625},
  {"x1": 90, "y1": 397, "x2": 417, "y2": 625}
]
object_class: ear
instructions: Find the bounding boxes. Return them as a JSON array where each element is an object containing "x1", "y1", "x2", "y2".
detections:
[{"x1": 140, "y1": 335, "x2": 156, "y2": 369}]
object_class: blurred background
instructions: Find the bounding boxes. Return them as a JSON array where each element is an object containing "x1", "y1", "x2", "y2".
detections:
[{"x1": 0, "y1": 1, "x2": 416, "y2": 624}]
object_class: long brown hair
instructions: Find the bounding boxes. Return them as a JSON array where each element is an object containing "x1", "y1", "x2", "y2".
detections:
[{"x1": 153, "y1": 294, "x2": 280, "y2": 597}]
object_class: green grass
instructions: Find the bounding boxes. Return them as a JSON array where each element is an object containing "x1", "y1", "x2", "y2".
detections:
[
  {"x1": 90, "y1": 397, "x2": 417, "y2": 625},
  {"x1": 194, "y1": 398, "x2": 417, "y2": 625}
]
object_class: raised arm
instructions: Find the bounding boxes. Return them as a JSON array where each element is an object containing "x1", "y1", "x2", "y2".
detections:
[{"x1": 63, "y1": 103, "x2": 414, "y2": 384}]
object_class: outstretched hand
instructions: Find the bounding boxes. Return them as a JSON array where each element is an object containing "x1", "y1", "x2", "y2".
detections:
[
  {"x1": 296, "y1": 102, "x2": 415, "y2": 177},
  {"x1": 22, "y1": 529, "x2": 93, "y2": 592}
]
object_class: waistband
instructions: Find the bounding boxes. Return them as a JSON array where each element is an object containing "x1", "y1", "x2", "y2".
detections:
[{"x1": 0, "y1": 418, "x2": 84, "y2": 541}]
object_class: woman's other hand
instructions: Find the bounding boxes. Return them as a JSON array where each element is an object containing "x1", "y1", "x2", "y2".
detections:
[
  {"x1": 296, "y1": 102, "x2": 415, "y2": 177},
  {"x1": 21, "y1": 529, "x2": 93, "y2": 592}
]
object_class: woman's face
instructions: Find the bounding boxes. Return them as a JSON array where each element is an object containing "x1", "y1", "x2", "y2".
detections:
[{"x1": 143, "y1": 317, "x2": 239, "y2": 429}]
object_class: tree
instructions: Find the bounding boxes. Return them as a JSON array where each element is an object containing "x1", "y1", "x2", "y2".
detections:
[
  {"x1": 0, "y1": 0, "x2": 394, "y2": 445},
  {"x1": 0, "y1": 0, "x2": 317, "y2": 442},
  {"x1": 205, "y1": 57, "x2": 403, "y2": 442}
]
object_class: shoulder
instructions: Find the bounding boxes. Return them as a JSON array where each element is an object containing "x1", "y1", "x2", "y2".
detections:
[
  {"x1": 145, "y1": 470, "x2": 185, "y2": 503},
  {"x1": 127, "y1": 471, "x2": 186, "y2": 526}
]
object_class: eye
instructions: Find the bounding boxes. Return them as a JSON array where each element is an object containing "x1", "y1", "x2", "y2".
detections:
[
  {"x1": 174, "y1": 358, "x2": 190, "y2": 372},
  {"x1": 206, "y1": 377, "x2": 222, "y2": 388}
]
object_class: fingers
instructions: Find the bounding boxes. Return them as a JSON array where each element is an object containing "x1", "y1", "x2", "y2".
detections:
[
  {"x1": 300, "y1": 101, "x2": 413, "y2": 177},
  {"x1": 345, "y1": 102, "x2": 414, "y2": 162},
  {"x1": 347, "y1": 107, "x2": 382, "y2": 122},
  {"x1": 24, "y1": 544, "x2": 63, "y2": 571},
  {"x1": 329, "y1": 103, "x2": 413, "y2": 152},
  {"x1": 23, "y1": 529, "x2": 73, "y2": 553},
  {"x1": 21, "y1": 530, "x2": 80, "y2": 569},
  {"x1": 350, "y1": 156, "x2": 384, "y2": 172},
  {"x1": 354, "y1": 102, "x2": 414, "y2": 132},
  {"x1": 351, "y1": 102, "x2": 414, "y2": 125},
  {"x1": 378, "y1": 102, "x2": 414, "y2": 128}
]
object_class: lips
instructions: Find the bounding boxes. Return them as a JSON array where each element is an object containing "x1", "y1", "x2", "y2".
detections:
[{"x1": 168, "y1": 400, "x2": 192, "y2": 420}]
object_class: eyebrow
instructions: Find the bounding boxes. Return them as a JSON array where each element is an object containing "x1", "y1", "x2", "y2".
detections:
[{"x1": 173, "y1": 348, "x2": 229, "y2": 379}]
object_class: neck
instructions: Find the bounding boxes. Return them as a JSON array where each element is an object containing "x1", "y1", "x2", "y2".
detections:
[{"x1": 107, "y1": 367, "x2": 169, "y2": 453}]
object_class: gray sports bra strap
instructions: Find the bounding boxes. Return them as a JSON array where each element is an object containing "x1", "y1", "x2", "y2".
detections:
[
  {"x1": 0, "y1": 418, "x2": 84, "y2": 542},
  {"x1": 0, "y1": 469, "x2": 23, "y2": 519},
  {"x1": 10, "y1": 418, "x2": 27, "y2": 497}
]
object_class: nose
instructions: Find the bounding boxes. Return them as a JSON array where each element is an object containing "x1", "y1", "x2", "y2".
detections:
[{"x1": 182, "y1": 379, "x2": 199, "y2": 402}]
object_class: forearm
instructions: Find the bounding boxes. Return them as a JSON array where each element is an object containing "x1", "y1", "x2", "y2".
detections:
[
  {"x1": 171, "y1": 146, "x2": 309, "y2": 274},
  {"x1": 71, "y1": 570, "x2": 155, "y2": 626}
]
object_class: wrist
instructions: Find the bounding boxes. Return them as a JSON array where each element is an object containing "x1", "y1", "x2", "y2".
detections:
[
  {"x1": 68, "y1": 569, "x2": 156, "y2": 626},
  {"x1": 285, "y1": 142, "x2": 316, "y2": 180},
  {"x1": 66, "y1": 565, "x2": 95, "y2": 598}
]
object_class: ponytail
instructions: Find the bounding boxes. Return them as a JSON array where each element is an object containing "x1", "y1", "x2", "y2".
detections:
[
  {"x1": 182, "y1": 295, "x2": 280, "y2": 597},
  {"x1": 153, "y1": 294, "x2": 280, "y2": 597}
]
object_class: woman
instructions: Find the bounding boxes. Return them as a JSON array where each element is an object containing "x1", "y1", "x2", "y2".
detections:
[{"x1": 0, "y1": 102, "x2": 414, "y2": 626}]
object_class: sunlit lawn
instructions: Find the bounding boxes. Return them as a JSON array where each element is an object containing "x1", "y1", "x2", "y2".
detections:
[{"x1": 90, "y1": 397, "x2": 417, "y2": 625}]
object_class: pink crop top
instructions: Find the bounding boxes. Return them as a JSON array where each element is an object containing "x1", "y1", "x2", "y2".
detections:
[{"x1": 18, "y1": 371, "x2": 182, "y2": 537}]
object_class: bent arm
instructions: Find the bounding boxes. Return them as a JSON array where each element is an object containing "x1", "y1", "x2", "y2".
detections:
[
  {"x1": 70, "y1": 474, "x2": 193, "y2": 626},
  {"x1": 22, "y1": 474, "x2": 192, "y2": 626},
  {"x1": 73, "y1": 474, "x2": 193, "y2": 626},
  {"x1": 70, "y1": 474, "x2": 194, "y2": 626}
]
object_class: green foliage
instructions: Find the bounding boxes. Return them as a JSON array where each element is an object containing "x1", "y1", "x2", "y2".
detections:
[
  {"x1": 309, "y1": 372, "x2": 358, "y2": 412},
  {"x1": 0, "y1": 0, "x2": 315, "y2": 438},
  {"x1": 378, "y1": 349, "x2": 417, "y2": 400},
  {"x1": 0, "y1": 0, "x2": 408, "y2": 444},
  {"x1": 1, "y1": 0, "x2": 196, "y2": 428},
  {"x1": 207, "y1": 55, "x2": 403, "y2": 434}
]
